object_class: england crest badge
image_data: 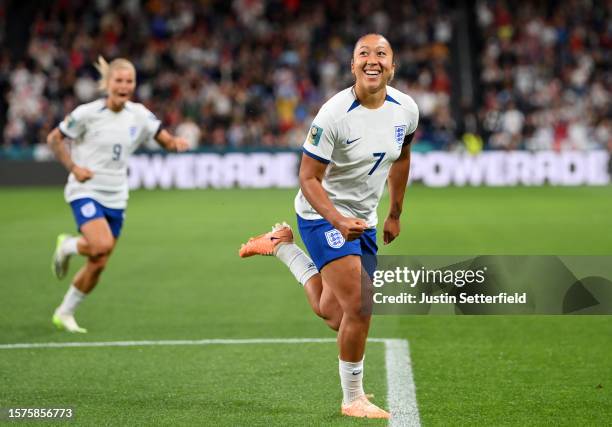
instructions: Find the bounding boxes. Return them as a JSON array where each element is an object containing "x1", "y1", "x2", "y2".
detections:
[
  {"x1": 129, "y1": 126, "x2": 138, "y2": 141},
  {"x1": 394, "y1": 125, "x2": 407, "y2": 148},
  {"x1": 324, "y1": 229, "x2": 345, "y2": 248},
  {"x1": 81, "y1": 202, "x2": 97, "y2": 218}
]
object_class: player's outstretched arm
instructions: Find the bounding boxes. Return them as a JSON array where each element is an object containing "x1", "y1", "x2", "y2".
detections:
[
  {"x1": 299, "y1": 154, "x2": 366, "y2": 241},
  {"x1": 155, "y1": 129, "x2": 190, "y2": 152},
  {"x1": 384, "y1": 142, "x2": 411, "y2": 245},
  {"x1": 47, "y1": 127, "x2": 93, "y2": 182}
]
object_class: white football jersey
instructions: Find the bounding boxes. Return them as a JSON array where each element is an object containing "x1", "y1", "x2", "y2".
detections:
[
  {"x1": 295, "y1": 86, "x2": 419, "y2": 227},
  {"x1": 59, "y1": 99, "x2": 161, "y2": 208}
]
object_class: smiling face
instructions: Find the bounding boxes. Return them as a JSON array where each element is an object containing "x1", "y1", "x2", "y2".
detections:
[
  {"x1": 106, "y1": 67, "x2": 136, "y2": 111},
  {"x1": 351, "y1": 34, "x2": 395, "y2": 95}
]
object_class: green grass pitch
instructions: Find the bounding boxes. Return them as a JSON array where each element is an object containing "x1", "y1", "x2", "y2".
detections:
[{"x1": 1, "y1": 186, "x2": 611, "y2": 426}]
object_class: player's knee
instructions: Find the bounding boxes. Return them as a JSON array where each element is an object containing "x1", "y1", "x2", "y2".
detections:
[
  {"x1": 325, "y1": 317, "x2": 341, "y2": 331},
  {"x1": 311, "y1": 305, "x2": 323, "y2": 319},
  {"x1": 342, "y1": 307, "x2": 370, "y2": 324},
  {"x1": 315, "y1": 304, "x2": 342, "y2": 331},
  {"x1": 337, "y1": 294, "x2": 364, "y2": 317},
  {"x1": 88, "y1": 255, "x2": 109, "y2": 272},
  {"x1": 316, "y1": 311, "x2": 340, "y2": 331},
  {"x1": 90, "y1": 239, "x2": 114, "y2": 257}
]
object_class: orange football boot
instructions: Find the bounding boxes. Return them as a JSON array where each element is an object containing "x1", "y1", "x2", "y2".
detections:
[
  {"x1": 341, "y1": 395, "x2": 390, "y2": 419},
  {"x1": 239, "y1": 222, "x2": 294, "y2": 257}
]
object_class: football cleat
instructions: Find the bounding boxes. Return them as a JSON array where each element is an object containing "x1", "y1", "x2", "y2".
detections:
[
  {"x1": 52, "y1": 233, "x2": 72, "y2": 280},
  {"x1": 341, "y1": 395, "x2": 390, "y2": 419},
  {"x1": 239, "y1": 222, "x2": 293, "y2": 257},
  {"x1": 52, "y1": 312, "x2": 87, "y2": 333}
]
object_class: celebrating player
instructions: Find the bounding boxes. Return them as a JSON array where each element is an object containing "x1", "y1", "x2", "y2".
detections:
[
  {"x1": 48, "y1": 57, "x2": 189, "y2": 333},
  {"x1": 239, "y1": 34, "x2": 418, "y2": 419}
]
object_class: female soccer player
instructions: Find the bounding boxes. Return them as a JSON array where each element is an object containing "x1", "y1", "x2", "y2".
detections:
[
  {"x1": 240, "y1": 34, "x2": 418, "y2": 419},
  {"x1": 48, "y1": 57, "x2": 189, "y2": 333}
]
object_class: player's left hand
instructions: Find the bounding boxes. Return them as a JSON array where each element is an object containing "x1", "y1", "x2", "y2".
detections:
[
  {"x1": 173, "y1": 137, "x2": 190, "y2": 152},
  {"x1": 383, "y1": 216, "x2": 400, "y2": 245}
]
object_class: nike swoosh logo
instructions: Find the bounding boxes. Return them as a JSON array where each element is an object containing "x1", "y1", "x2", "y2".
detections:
[
  {"x1": 346, "y1": 137, "x2": 361, "y2": 145},
  {"x1": 352, "y1": 370, "x2": 362, "y2": 375}
]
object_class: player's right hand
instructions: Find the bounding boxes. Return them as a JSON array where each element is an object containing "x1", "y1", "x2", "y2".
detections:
[
  {"x1": 173, "y1": 136, "x2": 190, "y2": 152},
  {"x1": 334, "y1": 217, "x2": 367, "y2": 241},
  {"x1": 71, "y1": 165, "x2": 94, "y2": 182}
]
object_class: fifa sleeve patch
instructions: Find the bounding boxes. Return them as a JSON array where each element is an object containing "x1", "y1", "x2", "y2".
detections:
[
  {"x1": 65, "y1": 115, "x2": 77, "y2": 129},
  {"x1": 59, "y1": 114, "x2": 79, "y2": 139},
  {"x1": 307, "y1": 124, "x2": 324, "y2": 146}
]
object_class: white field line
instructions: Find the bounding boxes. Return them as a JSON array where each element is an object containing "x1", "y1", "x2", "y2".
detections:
[
  {"x1": 386, "y1": 339, "x2": 421, "y2": 427},
  {"x1": 0, "y1": 337, "x2": 420, "y2": 426},
  {"x1": 0, "y1": 338, "x2": 341, "y2": 349}
]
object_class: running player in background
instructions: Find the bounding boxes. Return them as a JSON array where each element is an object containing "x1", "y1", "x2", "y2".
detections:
[
  {"x1": 48, "y1": 57, "x2": 189, "y2": 333},
  {"x1": 240, "y1": 34, "x2": 418, "y2": 419}
]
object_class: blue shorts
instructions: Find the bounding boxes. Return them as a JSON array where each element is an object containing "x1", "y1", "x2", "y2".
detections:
[
  {"x1": 69, "y1": 198, "x2": 125, "y2": 238},
  {"x1": 297, "y1": 215, "x2": 378, "y2": 277}
]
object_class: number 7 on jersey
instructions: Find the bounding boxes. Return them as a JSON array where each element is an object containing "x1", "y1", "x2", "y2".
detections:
[{"x1": 368, "y1": 152, "x2": 386, "y2": 175}]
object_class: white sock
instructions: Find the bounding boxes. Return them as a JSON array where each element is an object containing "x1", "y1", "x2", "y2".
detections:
[
  {"x1": 56, "y1": 284, "x2": 86, "y2": 316},
  {"x1": 339, "y1": 357, "x2": 365, "y2": 405},
  {"x1": 275, "y1": 243, "x2": 319, "y2": 286},
  {"x1": 61, "y1": 237, "x2": 79, "y2": 256}
]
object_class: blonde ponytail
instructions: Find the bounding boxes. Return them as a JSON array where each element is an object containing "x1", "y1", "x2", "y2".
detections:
[
  {"x1": 94, "y1": 56, "x2": 110, "y2": 91},
  {"x1": 94, "y1": 56, "x2": 136, "y2": 92}
]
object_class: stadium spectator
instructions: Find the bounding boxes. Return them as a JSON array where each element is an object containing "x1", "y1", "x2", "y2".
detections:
[
  {"x1": 477, "y1": 0, "x2": 610, "y2": 151},
  {"x1": 3, "y1": 1, "x2": 607, "y2": 152},
  {"x1": 1, "y1": 0, "x2": 452, "y2": 150}
]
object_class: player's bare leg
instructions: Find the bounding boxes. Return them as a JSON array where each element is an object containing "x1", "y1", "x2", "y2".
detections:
[
  {"x1": 322, "y1": 255, "x2": 370, "y2": 360},
  {"x1": 321, "y1": 255, "x2": 389, "y2": 419},
  {"x1": 53, "y1": 218, "x2": 115, "y2": 332},
  {"x1": 240, "y1": 223, "x2": 387, "y2": 417},
  {"x1": 72, "y1": 218, "x2": 116, "y2": 293},
  {"x1": 240, "y1": 222, "x2": 342, "y2": 330},
  {"x1": 303, "y1": 274, "x2": 343, "y2": 331}
]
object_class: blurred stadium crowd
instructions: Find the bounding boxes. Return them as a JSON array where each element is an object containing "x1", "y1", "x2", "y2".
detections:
[
  {"x1": 0, "y1": 0, "x2": 609, "y2": 152},
  {"x1": 476, "y1": 0, "x2": 610, "y2": 152}
]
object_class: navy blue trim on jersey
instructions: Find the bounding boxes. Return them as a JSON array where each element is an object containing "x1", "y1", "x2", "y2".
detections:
[
  {"x1": 385, "y1": 94, "x2": 401, "y2": 105},
  {"x1": 347, "y1": 99, "x2": 360, "y2": 113},
  {"x1": 348, "y1": 94, "x2": 400, "y2": 111},
  {"x1": 403, "y1": 132, "x2": 415, "y2": 146},
  {"x1": 58, "y1": 127, "x2": 71, "y2": 139},
  {"x1": 302, "y1": 147, "x2": 330, "y2": 164},
  {"x1": 154, "y1": 123, "x2": 163, "y2": 138}
]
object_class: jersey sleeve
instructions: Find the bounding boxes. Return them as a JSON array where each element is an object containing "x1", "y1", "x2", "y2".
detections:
[
  {"x1": 135, "y1": 104, "x2": 162, "y2": 145},
  {"x1": 403, "y1": 98, "x2": 419, "y2": 146},
  {"x1": 406, "y1": 99, "x2": 419, "y2": 135},
  {"x1": 302, "y1": 107, "x2": 336, "y2": 164},
  {"x1": 58, "y1": 105, "x2": 88, "y2": 140}
]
